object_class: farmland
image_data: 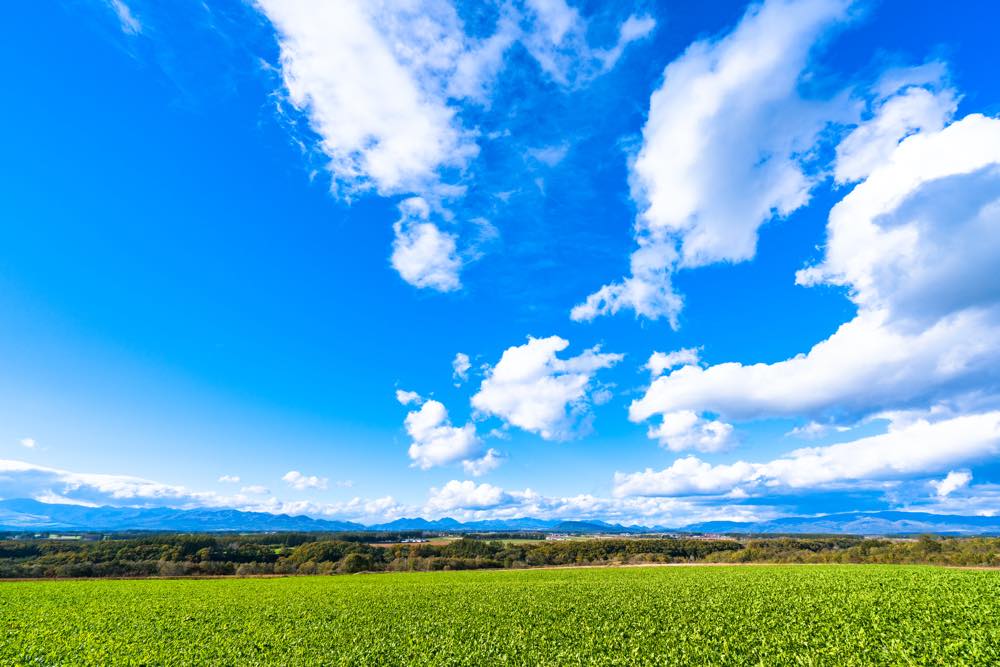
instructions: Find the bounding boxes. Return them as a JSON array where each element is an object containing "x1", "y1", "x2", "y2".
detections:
[{"x1": 2, "y1": 565, "x2": 999, "y2": 665}]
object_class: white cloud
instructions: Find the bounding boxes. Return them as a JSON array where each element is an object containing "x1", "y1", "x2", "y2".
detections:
[
  {"x1": 646, "y1": 348, "x2": 699, "y2": 377},
  {"x1": 796, "y1": 112, "x2": 1000, "y2": 327},
  {"x1": 390, "y1": 197, "x2": 462, "y2": 291},
  {"x1": 256, "y1": 0, "x2": 479, "y2": 196},
  {"x1": 426, "y1": 479, "x2": 510, "y2": 512},
  {"x1": 931, "y1": 471, "x2": 972, "y2": 498},
  {"x1": 594, "y1": 14, "x2": 657, "y2": 71},
  {"x1": 218, "y1": 475, "x2": 240, "y2": 484},
  {"x1": 614, "y1": 411, "x2": 1000, "y2": 497},
  {"x1": 18, "y1": 438, "x2": 36, "y2": 449},
  {"x1": 404, "y1": 399, "x2": 482, "y2": 470},
  {"x1": 471, "y1": 336, "x2": 623, "y2": 440},
  {"x1": 647, "y1": 410, "x2": 733, "y2": 453},
  {"x1": 418, "y1": 479, "x2": 772, "y2": 526},
  {"x1": 257, "y1": 1, "x2": 652, "y2": 291},
  {"x1": 106, "y1": 0, "x2": 141, "y2": 35},
  {"x1": 631, "y1": 107, "x2": 1000, "y2": 436},
  {"x1": 395, "y1": 389, "x2": 423, "y2": 406},
  {"x1": 574, "y1": 0, "x2": 853, "y2": 324},
  {"x1": 462, "y1": 448, "x2": 504, "y2": 477},
  {"x1": 0, "y1": 459, "x2": 228, "y2": 508},
  {"x1": 834, "y1": 65, "x2": 957, "y2": 183},
  {"x1": 0, "y1": 458, "x2": 410, "y2": 523},
  {"x1": 282, "y1": 470, "x2": 328, "y2": 491},
  {"x1": 526, "y1": 143, "x2": 570, "y2": 167},
  {"x1": 0, "y1": 458, "x2": 774, "y2": 526},
  {"x1": 521, "y1": 1, "x2": 655, "y2": 83},
  {"x1": 240, "y1": 485, "x2": 269, "y2": 495},
  {"x1": 786, "y1": 421, "x2": 851, "y2": 439},
  {"x1": 452, "y1": 352, "x2": 471, "y2": 383}
]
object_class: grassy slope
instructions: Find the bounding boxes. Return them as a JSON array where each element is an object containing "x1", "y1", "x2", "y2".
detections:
[{"x1": 1, "y1": 565, "x2": 998, "y2": 665}]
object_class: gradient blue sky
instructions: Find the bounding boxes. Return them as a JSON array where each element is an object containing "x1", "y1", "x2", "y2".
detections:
[{"x1": 1, "y1": 0, "x2": 999, "y2": 525}]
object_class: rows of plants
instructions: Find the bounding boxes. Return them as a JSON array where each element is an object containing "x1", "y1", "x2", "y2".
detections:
[{"x1": 2, "y1": 565, "x2": 998, "y2": 664}]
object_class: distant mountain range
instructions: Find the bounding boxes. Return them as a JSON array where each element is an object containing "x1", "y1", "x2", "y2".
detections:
[
  {"x1": 2, "y1": 499, "x2": 999, "y2": 535},
  {"x1": 681, "y1": 511, "x2": 1000, "y2": 535},
  {"x1": 0, "y1": 499, "x2": 365, "y2": 533}
]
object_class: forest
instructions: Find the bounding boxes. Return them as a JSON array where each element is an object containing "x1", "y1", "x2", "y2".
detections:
[{"x1": 2, "y1": 532, "x2": 999, "y2": 578}]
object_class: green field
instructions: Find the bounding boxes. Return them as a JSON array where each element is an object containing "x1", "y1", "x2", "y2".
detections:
[{"x1": 1, "y1": 565, "x2": 998, "y2": 665}]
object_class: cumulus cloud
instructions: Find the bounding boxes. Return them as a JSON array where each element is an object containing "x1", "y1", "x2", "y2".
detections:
[
  {"x1": 630, "y1": 99, "x2": 1000, "y2": 439},
  {"x1": 461, "y1": 448, "x2": 504, "y2": 477},
  {"x1": 18, "y1": 438, "x2": 36, "y2": 449},
  {"x1": 574, "y1": 0, "x2": 853, "y2": 325},
  {"x1": 471, "y1": 336, "x2": 623, "y2": 440},
  {"x1": 0, "y1": 458, "x2": 773, "y2": 526},
  {"x1": 0, "y1": 459, "x2": 228, "y2": 508},
  {"x1": 614, "y1": 411, "x2": 1000, "y2": 497},
  {"x1": 282, "y1": 470, "x2": 328, "y2": 491},
  {"x1": 426, "y1": 479, "x2": 510, "y2": 512},
  {"x1": 646, "y1": 348, "x2": 700, "y2": 377},
  {"x1": 647, "y1": 410, "x2": 733, "y2": 453},
  {"x1": 452, "y1": 352, "x2": 471, "y2": 384},
  {"x1": 0, "y1": 459, "x2": 410, "y2": 523},
  {"x1": 418, "y1": 478, "x2": 771, "y2": 526},
  {"x1": 931, "y1": 471, "x2": 972, "y2": 498},
  {"x1": 396, "y1": 389, "x2": 423, "y2": 406},
  {"x1": 390, "y1": 197, "x2": 462, "y2": 291},
  {"x1": 218, "y1": 475, "x2": 241, "y2": 484},
  {"x1": 404, "y1": 399, "x2": 482, "y2": 470},
  {"x1": 834, "y1": 63, "x2": 957, "y2": 183}
]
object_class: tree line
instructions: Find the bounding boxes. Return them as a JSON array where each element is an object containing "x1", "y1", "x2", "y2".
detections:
[{"x1": 0, "y1": 533, "x2": 997, "y2": 578}]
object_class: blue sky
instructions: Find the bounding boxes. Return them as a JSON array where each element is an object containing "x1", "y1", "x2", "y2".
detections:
[{"x1": 1, "y1": 0, "x2": 999, "y2": 525}]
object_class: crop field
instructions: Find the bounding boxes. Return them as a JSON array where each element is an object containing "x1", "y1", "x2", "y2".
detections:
[{"x1": 1, "y1": 565, "x2": 998, "y2": 665}]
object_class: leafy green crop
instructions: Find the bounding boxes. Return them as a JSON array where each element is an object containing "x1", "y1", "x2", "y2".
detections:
[{"x1": 1, "y1": 565, "x2": 998, "y2": 665}]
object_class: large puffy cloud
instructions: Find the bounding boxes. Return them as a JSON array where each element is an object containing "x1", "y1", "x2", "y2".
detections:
[
  {"x1": 631, "y1": 109, "x2": 1000, "y2": 433},
  {"x1": 471, "y1": 336, "x2": 623, "y2": 440},
  {"x1": 403, "y1": 398, "x2": 483, "y2": 470},
  {"x1": 797, "y1": 113, "x2": 1000, "y2": 326},
  {"x1": 574, "y1": 0, "x2": 853, "y2": 325},
  {"x1": 614, "y1": 411, "x2": 1000, "y2": 497}
]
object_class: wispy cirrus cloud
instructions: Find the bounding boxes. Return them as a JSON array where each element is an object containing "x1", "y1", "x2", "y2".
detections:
[{"x1": 255, "y1": 0, "x2": 654, "y2": 292}]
